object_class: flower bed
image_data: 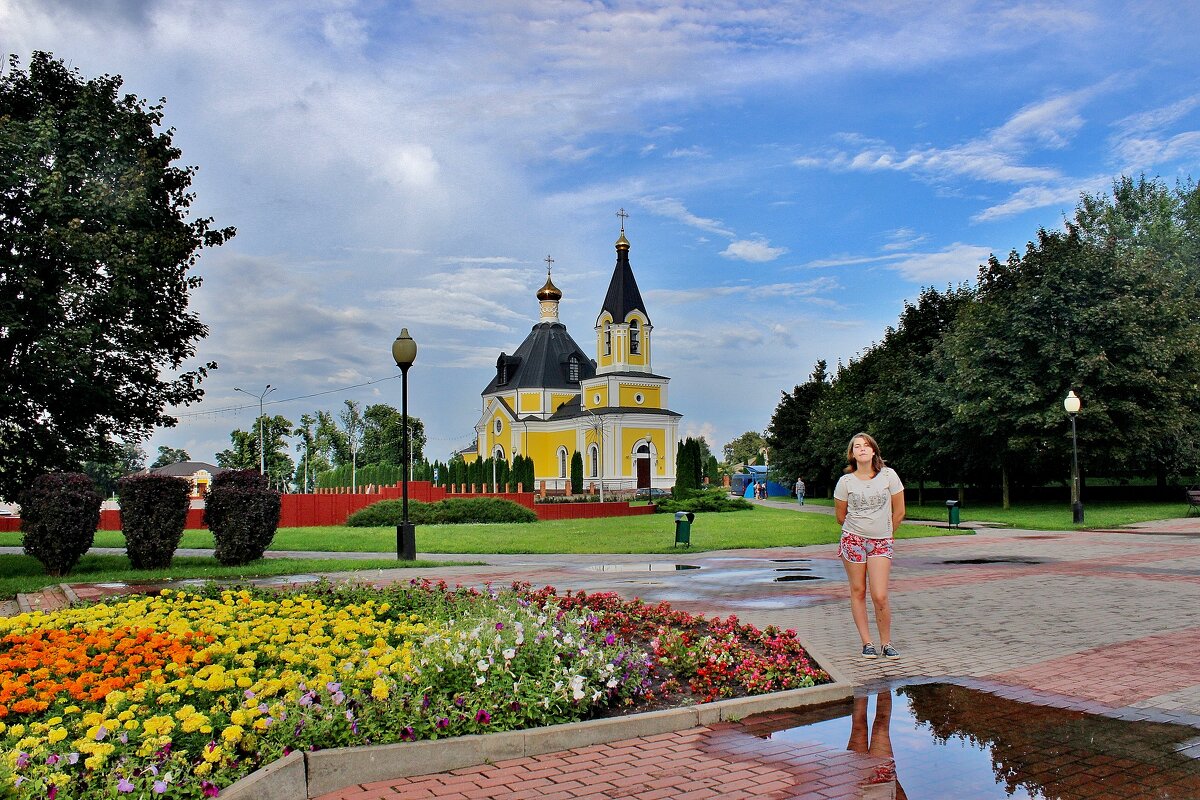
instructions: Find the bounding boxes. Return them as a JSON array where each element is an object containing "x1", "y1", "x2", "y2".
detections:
[{"x1": 0, "y1": 580, "x2": 829, "y2": 798}]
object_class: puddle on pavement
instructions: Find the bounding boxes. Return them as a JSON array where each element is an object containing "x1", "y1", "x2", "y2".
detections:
[
  {"x1": 943, "y1": 557, "x2": 1043, "y2": 565},
  {"x1": 774, "y1": 574, "x2": 823, "y2": 582},
  {"x1": 581, "y1": 563, "x2": 701, "y2": 572},
  {"x1": 760, "y1": 682, "x2": 1200, "y2": 799}
]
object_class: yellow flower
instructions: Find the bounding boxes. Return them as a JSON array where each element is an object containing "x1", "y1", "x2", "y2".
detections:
[
  {"x1": 220, "y1": 725, "x2": 244, "y2": 744},
  {"x1": 47, "y1": 728, "x2": 68, "y2": 744},
  {"x1": 371, "y1": 678, "x2": 390, "y2": 701}
]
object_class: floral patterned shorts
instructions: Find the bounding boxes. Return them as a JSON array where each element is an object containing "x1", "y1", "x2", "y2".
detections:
[{"x1": 839, "y1": 531, "x2": 894, "y2": 563}]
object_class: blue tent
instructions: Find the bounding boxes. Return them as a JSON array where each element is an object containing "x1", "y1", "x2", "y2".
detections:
[{"x1": 735, "y1": 466, "x2": 790, "y2": 498}]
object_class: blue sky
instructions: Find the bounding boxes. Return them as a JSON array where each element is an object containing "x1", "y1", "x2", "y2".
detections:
[{"x1": 4, "y1": 1, "x2": 1199, "y2": 466}]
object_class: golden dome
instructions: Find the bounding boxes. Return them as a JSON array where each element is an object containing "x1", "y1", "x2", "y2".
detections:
[
  {"x1": 537, "y1": 275, "x2": 562, "y2": 301},
  {"x1": 615, "y1": 232, "x2": 630, "y2": 251}
]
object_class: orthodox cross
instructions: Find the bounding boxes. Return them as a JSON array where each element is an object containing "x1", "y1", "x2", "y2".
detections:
[
  {"x1": 616, "y1": 207, "x2": 628, "y2": 232},
  {"x1": 544, "y1": 254, "x2": 554, "y2": 277}
]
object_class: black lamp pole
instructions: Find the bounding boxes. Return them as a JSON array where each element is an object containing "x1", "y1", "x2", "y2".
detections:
[
  {"x1": 1065, "y1": 390, "x2": 1084, "y2": 524},
  {"x1": 392, "y1": 329, "x2": 418, "y2": 560}
]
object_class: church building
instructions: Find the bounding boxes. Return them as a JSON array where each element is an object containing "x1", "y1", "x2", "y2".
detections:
[{"x1": 465, "y1": 220, "x2": 681, "y2": 492}]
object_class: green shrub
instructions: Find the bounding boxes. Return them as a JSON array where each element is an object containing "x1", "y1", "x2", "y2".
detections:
[
  {"x1": 656, "y1": 489, "x2": 752, "y2": 514},
  {"x1": 20, "y1": 472, "x2": 103, "y2": 576},
  {"x1": 117, "y1": 473, "x2": 191, "y2": 568},
  {"x1": 204, "y1": 469, "x2": 281, "y2": 565},
  {"x1": 346, "y1": 497, "x2": 537, "y2": 526},
  {"x1": 570, "y1": 451, "x2": 583, "y2": 494}
]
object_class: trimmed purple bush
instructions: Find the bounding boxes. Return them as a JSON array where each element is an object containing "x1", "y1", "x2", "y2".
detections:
[
  {"x1": 117, "y1": 473, "x2": 191, "y2": 569},
  {"x1": 203, "y1": 469, "x2": 281, "y2": 565},
  {"x1": 20, "y1": 472, "x2": 103, "y2": 576}
]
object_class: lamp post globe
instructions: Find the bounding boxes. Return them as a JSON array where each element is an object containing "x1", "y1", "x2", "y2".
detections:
[
  {"x1": 392, "y1": 329, "x2": 418, "y2": 561},
  {"x1": 1064, "y1": 390, "x2": 1083, "y2": 524}
]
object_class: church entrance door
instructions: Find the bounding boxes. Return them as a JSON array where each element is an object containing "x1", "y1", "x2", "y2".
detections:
[{"x1": 636, "y1": 444, "x2": 651, "y2": 489}]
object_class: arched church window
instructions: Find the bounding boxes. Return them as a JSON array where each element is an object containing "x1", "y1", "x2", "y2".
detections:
[
  {"x1": 629, "y1": 320, "x2": 640, "y2": 354},
  {"x1": 589, "y1": 444, "x2": 599, "y2": 477},
  {"x1": 558, "y1": 447, "x2": 568, "y2": 478},
  {"x1": 603, "y1": 324, "x2": 611, "y2": 356},
  {"x1": 568, "y1": 355, "x2": 580, "y2": 382}
]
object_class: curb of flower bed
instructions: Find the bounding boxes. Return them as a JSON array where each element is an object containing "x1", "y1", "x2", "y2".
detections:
[{"x1": 222, "y1": 643, "x2": 854, "y2": 800}]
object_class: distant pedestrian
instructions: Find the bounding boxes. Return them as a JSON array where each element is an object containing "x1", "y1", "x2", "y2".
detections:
[
  {"x1": 834, "y1": 432, "x2": 905, "y2": 660},
  {"x1": 794, "y1": 477, "x2": 805, "y2": 505}
]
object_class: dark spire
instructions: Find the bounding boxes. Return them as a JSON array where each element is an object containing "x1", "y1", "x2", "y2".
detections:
[{"x1": 600, "y1": 220, "x2": 649, "y2": 324}]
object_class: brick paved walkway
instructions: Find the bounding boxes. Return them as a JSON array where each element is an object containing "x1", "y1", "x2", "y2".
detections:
[{"x1": 14, "y1": 518, "x2": 1200, "y2": 798}]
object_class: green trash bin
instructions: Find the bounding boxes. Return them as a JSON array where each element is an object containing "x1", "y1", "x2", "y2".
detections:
[
  {"x1": 946, "y1": 500, "x2": 960, "y2": 528},
  {"x1": 674, "y1": 511, "x2": 694, "y2": 547}
]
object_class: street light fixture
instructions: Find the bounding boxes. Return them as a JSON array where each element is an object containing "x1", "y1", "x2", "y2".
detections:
[
  {"x1": 234, "y1": 385, "x2": 275, "y2": 476},
  {"x1": 583, "y1": 407, "x2": 606, "y2": 502},
  {"x1": 1064, "y1": 389, "x2": 1083, "y2": 524},
  {"x1": 391, "y1": 329, "x2": 418, "y2": 561}
]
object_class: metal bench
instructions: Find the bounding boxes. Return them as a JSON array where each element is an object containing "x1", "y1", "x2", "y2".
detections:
[{"x1": 1188, "y1": 487, "x2": 1200, "y2": 517}]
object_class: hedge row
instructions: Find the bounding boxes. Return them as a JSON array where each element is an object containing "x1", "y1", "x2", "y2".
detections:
[{"x1": 346, "y1": 497, "x2": 537, "y2": 526}]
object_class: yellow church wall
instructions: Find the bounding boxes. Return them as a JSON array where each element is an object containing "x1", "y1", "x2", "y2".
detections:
[
  {"x1": 618, "y1": 384, "x2": 661, "y2": 408},
  {"x1": 523, "y1": 430, "x2": 579, "y2": 479},
  {"x1": 550, "y1": 393, "x2": 575, "y2": 413},
  {"x1": 518, "y1": 392, "x2": 542, "y2": 413},
  {"x1": 462, "y1": 452, "x2": 479, "y2": 465},
  {"x1": 620, "y1": 428, "x2": 667, "y2": 475},
  {"x1": 584, "y1": 385, "x2": 609, "y2": 409}
]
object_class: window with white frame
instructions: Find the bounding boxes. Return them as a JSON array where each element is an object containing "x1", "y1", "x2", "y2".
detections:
[
  {"x1": 558, "y1": 447, "x2": 568, "y2": 478},
  {"x1": 589, "y1": 444, "x2": 599, "y2": 477}
]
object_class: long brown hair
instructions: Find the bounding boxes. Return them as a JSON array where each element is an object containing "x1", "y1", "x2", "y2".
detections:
[{"x1": 844, "y1": 432, "x2": 885, "y2": 475}]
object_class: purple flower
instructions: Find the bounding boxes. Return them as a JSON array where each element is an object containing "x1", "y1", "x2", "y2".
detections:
[
  {"x1": 326, "y1": 682, "x2": 341, "y2": 694},
  {"x1": 421, "y1": 695, "x2": 431, "y2": 710},
  {"x1": 202, "y1": 781, "x2": 220, "y2": 797},
  {"x1": 475, "y1": 709, "x2": 492, "y2": 724},
  {"x1": 119, "y1": 732, "x2": 128, "y2": 744},
  {"x1": 605, "y1": 633, "x2": 616, "y2": 645},
  {"x1": 153, "y1": 780, "x2": 168, "y2": 794},
  {"x1": 331, "y1": 691, "x2": 346, "y2": 706},
  {"x1": 67, "y1": 753, "x2": 80, "y2": 765},
  {"x1": 495, "y1": 622, "x2": 504, "y2": 631},
  {"x1": 436, "y1": 717, "x2": 450, "y2": 729},
  {"x1": 45, "y1": 754, "x2": 59, "y2": 766},
  {"x1": 453, "y1": 696, "x2": 465, "y2": 708},
  {"x1": 244, "y1": 689, "x2": 256, "y2": 700},
  {"x1": 298, "y1": 693, "x2": 313, "y2": 707},
  {"x1": 48, "y1": 785, "x2": 57, "y2": 799},
  {"x1": 15, "y1": 752, "x2": 29, "y2": 768},
  {"x1": 94, "y1": 725, "x2": 108, "y2": 741},
  {"x1": 117, "y1": 777, "x2": 135, "y2": 793}
]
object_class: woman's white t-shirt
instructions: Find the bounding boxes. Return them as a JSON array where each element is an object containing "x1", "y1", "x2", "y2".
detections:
[{"x1": 833, "y1": 467, "x2": 904, "y2": 539}]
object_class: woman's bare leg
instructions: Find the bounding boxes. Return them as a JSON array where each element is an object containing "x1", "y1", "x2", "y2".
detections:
[
  {"x1": 866, "y1": 555, "x2": 893, "y2": 647},
  {"x1": 842, "y1": 559, "x2": 872, "y2": 645},
  {"x1": 846, "y1": 695, "x2": 869, "y2": 753}
]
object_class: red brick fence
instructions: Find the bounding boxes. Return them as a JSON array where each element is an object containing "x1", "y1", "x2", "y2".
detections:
[{"x1": 0, "y1": 482, "x2": 654, "y2": 532}]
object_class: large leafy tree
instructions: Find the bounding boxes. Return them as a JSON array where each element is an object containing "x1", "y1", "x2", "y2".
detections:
[
  {"x1": 722, "y1": 431, "x2": 767, "y2": 467},
  {"x1": 944, "y1": 177, "x2": 1200, "y2": 495},
  {"x1": 0, "y1": 52, "x2": 234, "y2": 500},
  {"x1": 360, "y1": 403, "x2": 427, "y2": 466},
  {"x1": 151, "y1": 446, "x2": 191, "y2": 468},
  {"x1": 216, "y1": 415, "x2": 294, "y2": 490},
  {"x1": 766, "y1": 360, "x2": 830, "y2": 494}
]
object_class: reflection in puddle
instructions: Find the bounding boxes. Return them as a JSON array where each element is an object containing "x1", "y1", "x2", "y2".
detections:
[
  {"x1": 762, "y1": 683, "x2": 1200, "y2": 799},
  {"x1": 581, "y1": 563, "x2": 701, "y2": 572}
]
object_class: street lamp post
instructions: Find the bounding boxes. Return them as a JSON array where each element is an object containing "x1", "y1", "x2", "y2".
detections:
[
  {"x1": 234, "y1": 385, "x2": 275, "y2": 476},
  {"x1": 391, "y1": 329, "x2": 418, "y2": 561},
  {"x1": 1064, "y1": 390, "x2": 1083, "y2": 524}
]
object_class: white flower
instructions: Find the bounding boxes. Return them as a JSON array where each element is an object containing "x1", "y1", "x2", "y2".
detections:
[
  {"x1": 502, "y1": 648, "x2": 516, "y2": 661},
  {"x1": 476, "y1": 676, "x2": 486, "y2": 685},
  {"x1": 476, "y1": 660, "x2": 489, "y2": 672}
]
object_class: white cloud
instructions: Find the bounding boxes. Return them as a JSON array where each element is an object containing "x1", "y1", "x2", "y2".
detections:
[
  {"x1": 886, "y1": 243, "x2": 994, "y2": 283},
  {"x1": 721, "y1": 239, "x2": 788, "y2": 262},
  {"x1": 667, "y1": 146, "x2": 709, "y2": 159},
  {"x1": 882, "y1": 227, "x2": 928, "y2": 251},
  {"x1": 638, "y1": 197, "x2": 734, "y2": 237},
  {"x1": 972, "y1": 176, "x2": 1111, "y2": 222}
]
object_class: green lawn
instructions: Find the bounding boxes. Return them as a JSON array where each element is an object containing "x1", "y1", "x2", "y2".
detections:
[
  {"x1": 903, "y1": 500, "x2": 1187, "y2": 530},
  {"x1": 0, "y1": 554, "x2": 478, "y2": 599}
]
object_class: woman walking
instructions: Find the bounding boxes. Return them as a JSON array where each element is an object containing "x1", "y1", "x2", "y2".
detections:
[{"x1": 834, "y1": 433, "x2": 905, "y2": 659}]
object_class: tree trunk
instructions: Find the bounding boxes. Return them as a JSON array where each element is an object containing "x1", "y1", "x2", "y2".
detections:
[
  {"x1": 958, "y1": 485, "x2": 965, "y2": 505},
  {"x1": 1001, "y1": 465, "x2": 1010, "y2": 510}
]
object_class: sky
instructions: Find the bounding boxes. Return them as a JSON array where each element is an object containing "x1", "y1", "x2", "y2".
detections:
[{"x1": 4, "y1": 0, "x2": 1200, "y2": 468}]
